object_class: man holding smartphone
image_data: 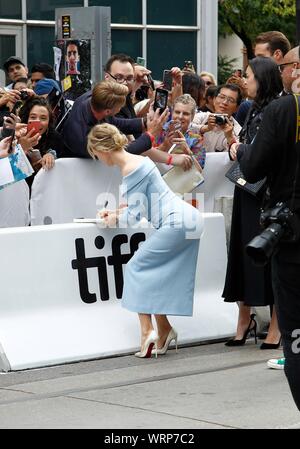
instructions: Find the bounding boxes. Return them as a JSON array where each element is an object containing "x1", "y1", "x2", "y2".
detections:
[{"x1": 62, "y1": 80, "x2": 169, "y2": 158}]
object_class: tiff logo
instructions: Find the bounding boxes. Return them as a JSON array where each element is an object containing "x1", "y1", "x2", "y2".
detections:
[{"x1": 71, "y1": 233, "x2": 146, "y2": 303}]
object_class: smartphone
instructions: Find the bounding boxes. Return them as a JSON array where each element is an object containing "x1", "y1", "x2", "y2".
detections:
[
  {"x1": 168, "y1": 120, "x2": 181, "y2": 133},
  {"x1": 27, "y1": 121, "x2": 42, "y2": 134},
  {"x1": 28, "y1": 149, "x2": 42, "y2": 165},
  {"x1": 136, "y1": 57, "x2": 146, "y2": 67},
  {"x1": 2, "y1": 116, "x2": 14, "y2": 138},
  {"x1": 7, "y1": 130, "x2": 15, "y2": 154},
  {"x1": 163, "y1": 70, "x2": 173, "y2": 91},
  {"x1": 184, "y1": 60, "x2": 194, "y2": 71},
  {"x1": 154, "y1": 88, "x2": 169, "y2": 114}
]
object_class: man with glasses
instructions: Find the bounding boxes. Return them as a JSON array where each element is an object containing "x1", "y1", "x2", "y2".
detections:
[
  {"x1": 192, "y1": 84, "x2": 242, "y2": 152},
  {"x1": 104, "y1": 54, "x2": 138, "y2": 124},
  {"x1": 278, "y1": 46, "x2": 300, "y2": 95}
]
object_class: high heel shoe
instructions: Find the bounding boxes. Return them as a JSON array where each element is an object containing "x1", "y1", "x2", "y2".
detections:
[
  {"x1": 153, "y1": 328, "x2": 178, "y2": 355},
  {"x1": 134, "y1": 330, "x2": 158, "y2": 358},
  {"x1": 260, "y1": 338, "x2": 281, "y2": 350},
  {"x1": 225, "y1": 313, "x2": 257, "y2": 347}
]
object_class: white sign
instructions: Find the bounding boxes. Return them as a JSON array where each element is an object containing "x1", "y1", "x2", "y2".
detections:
[{"x1": 0, "y1": 214, "x2": 237, "y2": 371}]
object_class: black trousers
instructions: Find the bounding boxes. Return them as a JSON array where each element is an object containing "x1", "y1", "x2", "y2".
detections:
[{"x1": 272, "y1": 254, "x2": 300, "y2": 411}]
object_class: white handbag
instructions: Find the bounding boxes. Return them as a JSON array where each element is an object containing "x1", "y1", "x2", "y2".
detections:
[{"x1": 162, "y1": 144, "x2": 204, "y2": 196}]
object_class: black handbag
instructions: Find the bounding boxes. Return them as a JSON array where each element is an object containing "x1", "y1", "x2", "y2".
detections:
[{"x1": 225, "y1": 161, "x2": 266, "y2": 196}]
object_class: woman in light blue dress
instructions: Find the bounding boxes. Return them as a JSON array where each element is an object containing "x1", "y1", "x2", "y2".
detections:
[{"x1": 88, "y1": 123, "x2": 203, "y2": 358}]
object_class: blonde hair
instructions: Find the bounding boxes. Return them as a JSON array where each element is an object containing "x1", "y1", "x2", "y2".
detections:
[
  {"x1": 91, "y1": 80, "x2": 128, "y2": 112},
  {"x1": 87, "y1": 123, "x2": 128, "y2": 158},
  {"x1": 200, "y1": 71, "x2": 217, "y2": 86}
]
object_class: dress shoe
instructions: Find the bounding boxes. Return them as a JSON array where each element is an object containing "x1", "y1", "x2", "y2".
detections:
[
  {"x1": 260, "y1": 338, "x2": 281, "y2": 350},
  {"x1": 134, "y1": 330, "x2": 158, "y2": 358},
  {"x1": 154, "y1": 328, "x2": 178, "y2": 355},
  {"x1": 225, "y1": 313, "x2": 257, "y2": 347}
]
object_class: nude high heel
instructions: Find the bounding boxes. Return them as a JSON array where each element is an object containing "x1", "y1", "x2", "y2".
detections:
[
  {"x1": 134, "y1": 330, "x2": 158, "y2": 358},
  {"x1": 155, "y1": 328, "x2": 178, "y2": 355}
]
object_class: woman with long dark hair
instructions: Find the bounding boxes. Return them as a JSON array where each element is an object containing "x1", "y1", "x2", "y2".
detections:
[
  {"x1": 18, "y1": 97, "x2": 63, "y2": 185},
  {"x1": 223, "y1": 56, "x2": 283, "y2": 348}
]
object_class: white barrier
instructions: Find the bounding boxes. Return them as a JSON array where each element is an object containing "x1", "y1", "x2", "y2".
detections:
[
  {"x1": 196, "y1": 152, "x2": 234, "y2": 212},
  {"x1": 30, "y1": 158, "x2": 123, "y2": 225},
  {"x1": 0, "y1": 214, "x2": 237, "y2": 371},
  {"x1": 30, "y1": 154, "x2": 234, "y2": 225},
  {"x1": 0, "y1": 180, "x2": 30, "y2": 228}
]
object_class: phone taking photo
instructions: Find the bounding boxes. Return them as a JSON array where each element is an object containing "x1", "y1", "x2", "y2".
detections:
[
  {"x1": 154, "y1": 88, "x2": 168, "y2": 114},
  {"x1": 27, "y1": 120, "x2": 42, "y2": 135},
  {"x1": 7, "y1": 130, "x2": 15, "y2": 154},
  {"x1": 168, "y1": 120, "x2": 182, "y2": 133},
  {"x1": 163, "y1": 70, "x2": 173, "y2": 91}
]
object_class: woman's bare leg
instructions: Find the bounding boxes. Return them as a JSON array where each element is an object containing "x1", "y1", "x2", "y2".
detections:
[
  {"x1": 264, "y1": 306, "x2": 281, "y2": 344},
  {"x1": 154, "y1": 315, "x2": 172, "y2": 349},
  {"x1": 138, "y1": 313, "x2": 154, "y2": 347},
  {"x1": 233, "y1": 302, "x2": 252, "y2": 340}
]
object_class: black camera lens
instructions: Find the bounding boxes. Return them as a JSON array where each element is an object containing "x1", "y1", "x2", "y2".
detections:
[
  {"x1": 20, "y1": 90, "x2": 29, "y2": 101},
  {"x1": 246, "y1": 223, "x2": 285, "y2": 266},
  {"x1": 215, "y1": 115, "x2": 226, "y2": 126}
]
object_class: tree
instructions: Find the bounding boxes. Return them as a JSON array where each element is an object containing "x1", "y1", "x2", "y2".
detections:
[{"x1": 219, "y1": 0, "x2": 296, "y2": 59}]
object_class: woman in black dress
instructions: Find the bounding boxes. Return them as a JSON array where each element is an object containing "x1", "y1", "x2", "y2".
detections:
[{"x1": 223, "y1": 57, "x2": 283, "y2": 347}]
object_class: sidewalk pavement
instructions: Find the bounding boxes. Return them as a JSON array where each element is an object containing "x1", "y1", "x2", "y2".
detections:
[{"x1": 0, "y1": 340, "x2": 299, "y2": 429}]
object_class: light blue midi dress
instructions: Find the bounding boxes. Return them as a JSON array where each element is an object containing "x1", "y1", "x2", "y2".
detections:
[{"x1": 120, "y1": 157, "x2": 204, "y2": 316}]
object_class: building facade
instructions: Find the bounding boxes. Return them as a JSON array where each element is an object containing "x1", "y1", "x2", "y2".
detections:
[{"x1": 0, "y1": 0, "x2": 217, "y2": 84}]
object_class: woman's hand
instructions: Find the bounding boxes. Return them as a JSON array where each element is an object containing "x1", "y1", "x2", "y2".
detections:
[
  {"x1": 171, "y1": 131, "x2": 192, "y2": 155},
  {"x1": 41, "y1": 153, "x2": 55, "y2": 170},
  {"x1": 98, "y1": 209, "x2": 119, "y2": 227},
  {"x1": 18, "y1": 128, "x2": 41, "y2": 153},
  {"x1": 0, "y1": 136, "x2": 13, "y2": 158},
  {"x1": 172, "y1": 153, "x2": 193, "y2": 171},
  {"x1": 229, "y1": 142, "x2": 239, "y2": 161},
  {"x1": 159, "y1": 130, "x2": 176, "y2": 152}
]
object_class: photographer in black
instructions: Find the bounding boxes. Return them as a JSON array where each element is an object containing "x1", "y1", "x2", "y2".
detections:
[{"x1": 229, "y1": 92, "x2": 300, "y2": 410}]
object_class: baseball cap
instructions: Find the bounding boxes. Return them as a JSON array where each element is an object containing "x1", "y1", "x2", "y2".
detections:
[
  {"x1": 3, "y1": 56, "x2": 25, "y2": 72},
  {"x1": 34, "y1": 78, "x2": 61, "y2": 95}
]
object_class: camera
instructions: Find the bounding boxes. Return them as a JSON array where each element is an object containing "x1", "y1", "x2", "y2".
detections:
[
  {"x1": 20, "y1": 90, "x2": 29, "y2": 101},
  {"x1": 135, "y1": 85, "x2": 149, "y2": 102},
  {"x1": 246, "y1": 202, "x2": 300, "y2": 266},
  {"x1": 212, "y1": 113, "x2": 228, "y2": 126}
]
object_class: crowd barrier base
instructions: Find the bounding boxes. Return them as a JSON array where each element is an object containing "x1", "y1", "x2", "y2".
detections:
[{"x1": 0, "y1": 213, "x2": 237, "y2": 372}]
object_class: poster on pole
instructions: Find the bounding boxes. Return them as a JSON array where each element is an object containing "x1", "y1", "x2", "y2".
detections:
[{"x1": 56, "y1": 39, "x2": 92, "y2": 100}]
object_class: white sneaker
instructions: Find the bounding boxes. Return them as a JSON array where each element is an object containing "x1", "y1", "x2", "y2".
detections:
[{"x1": 267, "y1": 357, "x2": 285, "y2": 370}]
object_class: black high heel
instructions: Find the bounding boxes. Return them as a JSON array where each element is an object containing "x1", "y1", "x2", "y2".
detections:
[
  {"x1": 225, "y1": 313, "x2": 257, "y2": 347},
  {"x1": 260, "y1": 338, "x2": 281, "y2": 350}
]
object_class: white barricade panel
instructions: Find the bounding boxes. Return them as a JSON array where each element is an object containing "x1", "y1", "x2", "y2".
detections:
[
  {"x1": 196, "y1": 152, "x2": 234, "y2": 212},
  {"x1": 30, "y1": 155, "x2": 235, "y2": 227},
  {"x1": 0, "y1": 180, "x2": 30, "y2": 228},
  {"x1": 0, "y1": 214, "x2": 237, "y2": 371},
  {"x1": 30, "y1": 158, "x2": 123, "y2": 225}
]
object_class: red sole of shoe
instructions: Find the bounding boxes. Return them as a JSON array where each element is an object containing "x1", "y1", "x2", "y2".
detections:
[{"x1": 145, "y1": 343, "x2": 154, "y2": 358}]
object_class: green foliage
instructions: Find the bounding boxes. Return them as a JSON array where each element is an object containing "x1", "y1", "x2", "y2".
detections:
[
  {"x1": 217, "y1": 55, "x2": 238, "y2": 85},
  {"x1": 218, "y1": 0, "x2": 296, "y2": 56}
]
